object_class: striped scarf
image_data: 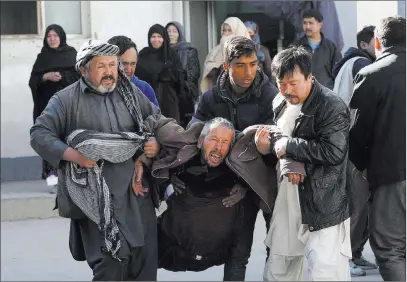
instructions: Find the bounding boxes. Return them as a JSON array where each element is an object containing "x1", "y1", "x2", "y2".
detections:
[{"x1": 65, "y1": 130, "x2": 151, "y2": 261}]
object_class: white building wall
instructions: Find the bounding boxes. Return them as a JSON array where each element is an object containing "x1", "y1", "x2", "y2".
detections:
[
  {"x1": 0, "y1": 1, "x2": 182, "y2": 159},
  {"x1": 357, "y1": 1, "x2": 399, "y2": 31},
  {"x1": 335, "y1": 1, "x2": 358, "y2": 54}
]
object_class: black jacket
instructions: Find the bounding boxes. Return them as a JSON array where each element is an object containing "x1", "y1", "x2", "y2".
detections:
[
  {"x1": 157, "y1": 152, "x2": 258, "y2": 280},
  {"x1": 349, "y1": 46, "x2": 406, "y2": 187},
  {"x1": 273, "y1": 79, "x2": 351, "y2": 232},
  {"x1": 332, "y1": 47, "x2": 375, "y2": 80},
  {"x1": 193, "y1": 69, "x2": 279, "y2": 131},
  {"x1": 294, "y1": 33, "x2": 342, "y2": 90}
]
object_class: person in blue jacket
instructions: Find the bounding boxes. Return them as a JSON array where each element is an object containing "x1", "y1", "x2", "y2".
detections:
[{"x1": 108, "y1": 35, "x2": 159, "y2": 107}]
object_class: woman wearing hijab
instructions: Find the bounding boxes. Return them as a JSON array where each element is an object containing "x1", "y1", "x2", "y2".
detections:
[
  {"x1": 29, "y1": 24, "x2": 80, "y2": 186},
  {"x1": 135, "y1": 24, "x2": 189, "y2": 127},
  {"x1": 200, "y1": 17, "x2": 251, "y2": 94},
  {"x1": 166, "y1": 21, "x2": 200, "y2": 126},
  {"x1": 244, "y1": 21, "x2": 273, "y2": 83}
]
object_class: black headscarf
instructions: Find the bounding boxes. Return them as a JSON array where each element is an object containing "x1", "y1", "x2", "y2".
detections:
[
  {"x1": 31, "y1": 24, "x2": 78, "y2": 73},
  {"x1": 165, "y1": 21, "x2": 198, "y2": 70},
  {"x1": 142, "y1": 24, "x2": 174, "y2": 63},
  {"x1": 29, "y1": 24, "x2": 80, "y2": 122},
  {"x1": 136, "y1": 24, "x2": 183, "y2": 90}
]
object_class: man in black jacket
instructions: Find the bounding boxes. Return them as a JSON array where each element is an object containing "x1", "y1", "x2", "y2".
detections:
[
  {"x1": 332, "y1": 25, "x2": 378, "y2": 277},
  {"x1": 187, "y1": 36, "x2": 279, "y2": 260},
  {"x1": 191, "y1": 37, "x2": 278, "y2": 131},
  {"x1": 294, "y1": 9, "x2": 342, "y2": 90},
  {"x1": 157, "y1": 118, "x2": 251, "y2": 281},
  {"x1": 349, "y1": 16, "x2": 406, "y2": 281},
  {"x1": 258, "y1": 46, "x2": 352, "y2": 280}
]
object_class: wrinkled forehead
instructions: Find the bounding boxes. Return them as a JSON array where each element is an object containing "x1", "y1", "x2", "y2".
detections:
[{"x1": 206, "y1": 126, "x2": 234, "y2": 139}]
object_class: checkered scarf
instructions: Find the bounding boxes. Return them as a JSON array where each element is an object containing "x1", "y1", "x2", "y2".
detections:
[{"x1": 65, "y1": 130, "x2": 151, "y2": 261}]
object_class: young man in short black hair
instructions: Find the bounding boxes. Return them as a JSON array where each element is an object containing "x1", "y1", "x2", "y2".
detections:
[
  {"x1": 257, "y1": 46, "x2": 352, "y2": 281},
  {"x1": 108, "y1": 35, "x2": 159, "y2": 107},
  {"x1": 293, "y1": 9, "x2": 342, "y2": 89},
  {"x1": 349, "y1": 16, "x2": 406, "y2": 281},
  {"x1": 192, "y1": 36, "x2": 278, "y2": 130}
]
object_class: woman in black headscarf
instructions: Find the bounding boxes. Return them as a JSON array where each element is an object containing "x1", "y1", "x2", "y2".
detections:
[
  {"x1": 135, "y1": 24, "x2": 190, "y2": 127},
  {"x1": 166, "y1": 21, "x2": 200, "y2": 125},
  {"x1": 29, "y1": 24, "x2": 80, "y2": 183}
]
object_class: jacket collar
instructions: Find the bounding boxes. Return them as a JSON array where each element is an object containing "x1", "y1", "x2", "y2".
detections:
[
  {"x1": 375, "y1": 45, "x2": 406, "y2": 62},
  {"x1": 273, "y1": 78, "x2": 323, "y2": 117},
  {"x1": 299, "y1": 32, "x2": 326, "y2": 48},
  {"x1": 215, "y1": 68, "x2": 268, "y2": 101}
]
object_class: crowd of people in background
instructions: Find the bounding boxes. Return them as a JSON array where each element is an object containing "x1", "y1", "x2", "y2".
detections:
[{"x1": 29, "y1": 8, "x2": 405, "y2": 282}]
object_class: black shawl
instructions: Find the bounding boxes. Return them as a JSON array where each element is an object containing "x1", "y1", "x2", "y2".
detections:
[
  {"x1": 29, "y1": 24, "x2": 80, "y2": 122},
  {"x1": 136, "y1": 24, "x2": 195, "y2": 126},
  {"x1": 135, "y1": 24, "x2": 184, "y2": 90}
]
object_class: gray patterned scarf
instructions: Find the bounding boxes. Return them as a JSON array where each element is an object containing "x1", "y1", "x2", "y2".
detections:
[{"x1": 65, "y1": 130, "x2": 151, "y2": 261}]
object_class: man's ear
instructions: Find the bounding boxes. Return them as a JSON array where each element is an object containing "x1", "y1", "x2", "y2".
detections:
[
  {"x1": 197, "y1": 136, "x2": 204, "y2": 149},
  {"x1": 318, "y1": 21, "x2": 323, "y2": 30},
  {"x1": 223, "y1": 62, "x2": 229, "y2": 73},
  {"x1": 375, "y1": 36, "x2": 382, "y2": 52},
  {"x1": 79, "y1": 66, "x2": 86, "y2": 77}
]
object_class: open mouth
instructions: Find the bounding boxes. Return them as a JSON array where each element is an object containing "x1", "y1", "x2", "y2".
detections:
[{"x1": 209, "y1": 152, "x2": 221, "y2": 163}]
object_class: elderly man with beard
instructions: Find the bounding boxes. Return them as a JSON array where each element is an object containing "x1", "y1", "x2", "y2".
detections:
[
  {"x1": 257, "y1": 46, "x2": 352, "y2": 280},
  {"x1": 134, "y1": 117, "x2": 282, "y2": 281},
  {"x1": 30, "y1": 40, "x2": 165, "y2": 281}
]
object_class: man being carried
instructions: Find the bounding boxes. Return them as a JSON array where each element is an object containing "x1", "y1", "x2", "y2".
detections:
[
  {"x1": 137, "y1": 117, "x2": 286, "y2": 280},
  {"x1": 188, "y1": 36, "x2": 279, "y2": 260}
]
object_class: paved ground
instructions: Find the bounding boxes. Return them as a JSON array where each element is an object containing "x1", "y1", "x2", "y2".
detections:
[{"x1": 1, "y1": 214, "x2": 382, "y2": 281}]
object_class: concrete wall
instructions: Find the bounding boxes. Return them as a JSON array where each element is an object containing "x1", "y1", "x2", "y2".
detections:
[
  {"x1": 335, "y1": 1, "x2": 358, "y2": 53},
  {"x1": 357, "y1": 1, "x2": 399, "y2": 31},
  {"x1": 0, "y1": 1, "x2": 182, "y2": 181}
]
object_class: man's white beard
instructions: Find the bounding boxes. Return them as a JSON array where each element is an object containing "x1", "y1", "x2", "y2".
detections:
[{"x1": 85, "y1": 77, "x2": 116, "y2": 94}]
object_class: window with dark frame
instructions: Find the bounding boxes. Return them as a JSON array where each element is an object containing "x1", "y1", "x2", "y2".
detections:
[{"x1": 1, "y1": 1, "x2": 38, "y2": 35}]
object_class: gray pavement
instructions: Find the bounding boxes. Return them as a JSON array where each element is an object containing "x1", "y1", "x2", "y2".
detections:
[{"x1": 1, "y1": 214, "x2": 382, "y2": 281}]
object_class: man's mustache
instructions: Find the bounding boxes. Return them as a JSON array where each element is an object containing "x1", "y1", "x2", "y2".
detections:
[
  {"x1": 283, "y1": 94, "x2": 297, "y2": 99},
  {"x1": 305, "y1": 29, "x2": 312, "y2": 33},
  {"x1": 101, "y1": 75, "x2": 115, "y2": 82}
]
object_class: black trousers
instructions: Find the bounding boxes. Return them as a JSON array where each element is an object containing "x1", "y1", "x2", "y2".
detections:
[
  {"x1": 348, "y1": 162, "x2": 370, "y2": 259},
  {"x1": 369, "y1": 180, "x2": 406, "y2": 281},
  {"x1": 158, "y1": 195, "x2": 261, "y2": 281}
]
